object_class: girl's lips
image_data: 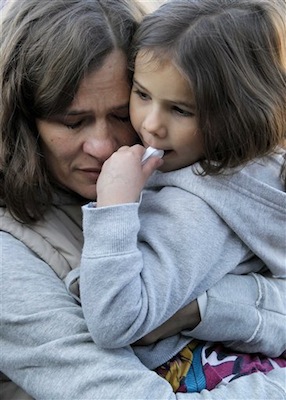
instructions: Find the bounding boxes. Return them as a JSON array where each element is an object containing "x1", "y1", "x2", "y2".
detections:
[{"x1": 162, "y1": 150, "x2": 172, "y2": 157}]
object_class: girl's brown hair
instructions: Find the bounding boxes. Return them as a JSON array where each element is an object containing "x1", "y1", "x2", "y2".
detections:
[
  {"x1": 131, "y1": 0, "x2": 286, "y2": 176},
  {"x1": 0, "y1": 0, "x2": 144, "y2": 223}
]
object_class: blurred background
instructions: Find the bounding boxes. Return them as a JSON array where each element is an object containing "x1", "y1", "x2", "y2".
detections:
[
  {"x1": 0, "y1": 0, "x2": 165, "y2": 12},
  {"x1": 137, "y1": 0, "x2": 165, "y2": 12}
]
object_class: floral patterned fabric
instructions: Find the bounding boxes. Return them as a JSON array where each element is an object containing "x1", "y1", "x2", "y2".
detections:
[{"x1": 155, "y1": 340, "x2": 286, "y2": 393}]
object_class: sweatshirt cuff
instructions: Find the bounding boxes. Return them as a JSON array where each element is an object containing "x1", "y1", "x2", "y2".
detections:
[
  {"x1": 82, "y1": 203, "x2": 140, "y2": 256},
  {"x1": 185, "y1": 273, "x2": 260, "y2": 343},
  {"x1": 197, "y1": 292, "x2": 207, "y2": 319}
]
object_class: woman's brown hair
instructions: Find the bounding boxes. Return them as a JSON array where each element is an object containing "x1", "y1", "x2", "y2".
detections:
[{"x1": 0, "y1": 0, "x2": 144, "y2": 223}]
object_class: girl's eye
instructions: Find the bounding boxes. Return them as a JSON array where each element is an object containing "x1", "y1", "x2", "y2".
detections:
[
  {"x1": 172, "y1": 106, "x2": 194, "y2": 117},
  {"x1": 134, "y1": 89, "x2": 150, "y2": 101}
]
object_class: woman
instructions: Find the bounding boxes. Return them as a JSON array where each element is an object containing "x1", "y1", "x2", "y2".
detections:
[{"x1": 0, "y1": 0, "x2": 285, "y2": 399}]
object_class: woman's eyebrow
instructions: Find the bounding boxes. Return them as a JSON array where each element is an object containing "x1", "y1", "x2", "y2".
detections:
[
  {"x1": 63, "y1": 110, "x2": 88, "y2": 116},
  {"x1": 111, "y1": 103, "x2": 129, "y2": 112},
  {"x1": 63, "y1": 103, "x2": 130, "y2": 116}
]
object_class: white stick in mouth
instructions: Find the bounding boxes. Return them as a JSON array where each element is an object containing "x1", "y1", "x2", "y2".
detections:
[{"x1": 141, "y1": 146, "x2": 164, "y2": 165}]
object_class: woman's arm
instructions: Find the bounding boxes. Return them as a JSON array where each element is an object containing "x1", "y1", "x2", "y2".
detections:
[
  {"x1": 189, "y1": 272, "x2": 286, "y2": 357},
  {"x1": 2, "y1": 232, "x2": 285, "y2": 400},
  {"x1": 0, "y1": 233, "x2": 179, "y2": 400},
  {"x1": 135, "y1": 273, "x2": 286, "y2": 358},
  {"x1": 178, "y1": 369, "x2": 286, "y2": 399}
]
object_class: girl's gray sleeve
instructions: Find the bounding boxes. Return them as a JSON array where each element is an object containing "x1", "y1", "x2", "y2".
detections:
[
  {"x1": 2, "y1": 232, "x2": 285, "y2": 400},
  {"x1": 188, "y1": 273, "x2": 286, "y2": 357},
  {"x1": 80, "y1": 197, "x2": 253, "y2": 348}
]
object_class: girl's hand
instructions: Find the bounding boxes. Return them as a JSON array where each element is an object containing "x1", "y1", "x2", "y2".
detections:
[{"x1": 96, "y1": 144, "x2": 163, "y2": 207}]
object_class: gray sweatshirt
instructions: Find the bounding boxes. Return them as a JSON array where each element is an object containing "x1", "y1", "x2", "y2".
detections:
[
  {"x1": 80, "y1": 151, "x2": 286, "y2": 368},
  {"x1": 1, "y1": 179, "x2": 286, "y2": 399},
  {"x1": 2, "y1": 233, "x2": 285, "y2": 400}
]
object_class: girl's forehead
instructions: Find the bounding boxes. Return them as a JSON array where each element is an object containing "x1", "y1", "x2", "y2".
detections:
[
  {"x1": 135, "y1": 49, "x2": 191, "y2": 86},
  {"x1": 135, "y1": 49, "x2": 172, "y2": 72}
]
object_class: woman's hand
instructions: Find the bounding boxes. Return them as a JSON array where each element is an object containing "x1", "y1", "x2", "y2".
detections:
[
  {"x1": 134, "y1": 300, "x2": 201, "y2": 345},
  {"x1": 96, "y1": 144, "x2": 163, "y2": 207}
]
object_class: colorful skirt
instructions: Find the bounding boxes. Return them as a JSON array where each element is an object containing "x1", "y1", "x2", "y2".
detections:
[{"x1": 154, "y1": 340, "x2": 286, "y2": 393}]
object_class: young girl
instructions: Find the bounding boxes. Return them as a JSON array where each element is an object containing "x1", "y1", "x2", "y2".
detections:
[{"x1": 79, "y1": 0, "x2": 286, "y2": 392}]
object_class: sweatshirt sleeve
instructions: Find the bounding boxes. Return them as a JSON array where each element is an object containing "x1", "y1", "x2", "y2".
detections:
[
  {"x1": 178, "y1": 369, "x2": 286, "y2": 399},
  {"x1": 0, "y1": 232, "x2": 182, "y2": 400},
  {"x1": 188, "y1": 272, "x2": 286, "y2": 357},
  {"x1": 2, "y1": 232, "x2": 286, "y2": 400},
  {"x1": 80, "y1": 186, "x2": 252, "y2": 349}
]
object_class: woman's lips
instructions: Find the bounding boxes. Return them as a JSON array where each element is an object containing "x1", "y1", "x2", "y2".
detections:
[{"x1": 79, "y1": 168, "x2": 100, "y2": 181}]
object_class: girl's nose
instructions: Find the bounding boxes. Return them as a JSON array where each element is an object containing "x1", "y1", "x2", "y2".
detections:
[{"x1": 142, "y1": 108, "x2": 167, "y2": 138}]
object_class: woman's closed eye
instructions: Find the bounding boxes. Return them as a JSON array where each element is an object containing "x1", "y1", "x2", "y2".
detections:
[
  {"x1": 112, "y1": 114, "x2": 131, "y2": 123},
  {"x1": 64, "y1": 120, "x2": 84, "y2": 130},
  {"x1": 62, "y1": 115, "x2": 93, "y2": 130}
]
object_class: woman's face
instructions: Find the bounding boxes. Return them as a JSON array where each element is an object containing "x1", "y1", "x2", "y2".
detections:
[{"x1": 37, "y1": 50, "x2": 138, "y2": 200}]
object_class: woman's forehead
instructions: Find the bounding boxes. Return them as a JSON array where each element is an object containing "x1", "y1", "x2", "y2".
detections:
[{"x1": 68, "y1": 51, "x2": 130, "y2": 113}]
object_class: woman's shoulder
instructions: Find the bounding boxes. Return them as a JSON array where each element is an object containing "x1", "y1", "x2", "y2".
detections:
[
  {"x1": 1, "y1": 230, "x2": 30, "y2": 254},
  {"x1": 0, "y1": 230, "x2": 50, "y2": 278}
]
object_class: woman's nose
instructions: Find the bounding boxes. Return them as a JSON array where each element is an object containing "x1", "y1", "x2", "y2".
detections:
[
  {"x1": 83, "y1": 123, "x2": 116, "y2": 162},
  {"x1": 142, "y1": 108, "x2": 167, "y2": 138}
]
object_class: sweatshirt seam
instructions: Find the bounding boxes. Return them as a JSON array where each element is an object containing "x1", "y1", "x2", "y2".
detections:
[
  {"x1": 217, "y1": 178, "x2": 285, "y2": 212},
  {"x1": 82, "y1": 249, "x2": 137, "y2": 259},
  {"x1": 261, "y1": 371, "x2": 286, "y2": 397},
  {"x1": 206, "y1": 293, "x2": 262, "y2": 344}
]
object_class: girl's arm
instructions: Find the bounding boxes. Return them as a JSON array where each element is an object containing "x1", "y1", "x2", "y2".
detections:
[
  {"x1": 80, "y1": 191, "x2": 252, "y2": 348},
  {"x1": 81, "y1": 145, "x2": 284, "y2": 350}
]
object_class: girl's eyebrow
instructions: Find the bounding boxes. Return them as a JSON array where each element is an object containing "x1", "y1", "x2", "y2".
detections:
[
  {"x1": 133, "y1": 79, "x2": 195, "y2": 110},
  {"x1": 133, "y1": 79, "x2": 149, "y2": 93}
]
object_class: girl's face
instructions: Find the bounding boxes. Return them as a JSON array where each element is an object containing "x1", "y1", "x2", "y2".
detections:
[
  {"x1": 130, "y1": 52, "x2": 204, "y2": 172},
  {"x1": 37, "y1": 50, "x2": 138, "y2": 200}
]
